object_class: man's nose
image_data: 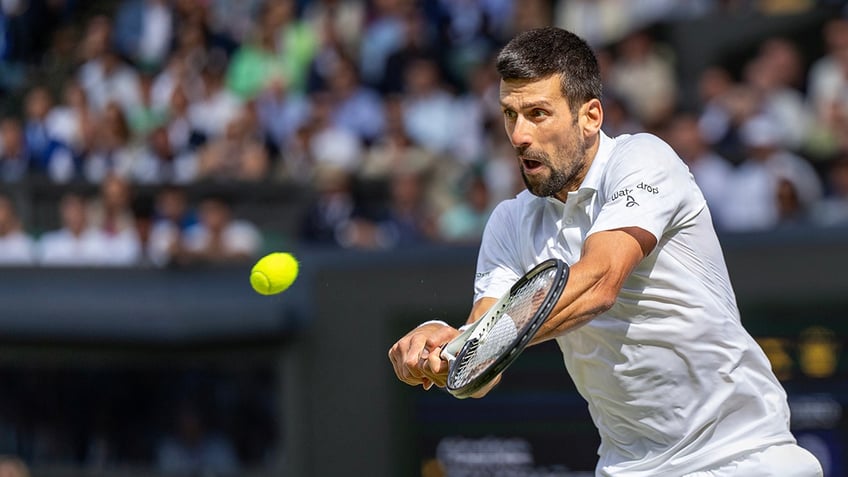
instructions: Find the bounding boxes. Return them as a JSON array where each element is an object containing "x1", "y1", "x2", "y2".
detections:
[{"x1": 510, "y1": 116, "x2": 532, "y2": 148}]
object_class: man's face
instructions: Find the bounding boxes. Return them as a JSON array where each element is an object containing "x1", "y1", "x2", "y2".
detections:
[{"x1": 499, "y1": 75, "x2": 589, "y2": 200}]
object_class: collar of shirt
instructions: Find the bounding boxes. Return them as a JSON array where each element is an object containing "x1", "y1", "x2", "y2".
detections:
[{"x1": 544, "y1": 130, "x2": 615, "y2": 209}]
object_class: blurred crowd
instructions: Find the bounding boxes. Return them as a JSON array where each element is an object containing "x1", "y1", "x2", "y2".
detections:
[{"x1": 1, "y1": 0, "x2": 848, "y2": 269}]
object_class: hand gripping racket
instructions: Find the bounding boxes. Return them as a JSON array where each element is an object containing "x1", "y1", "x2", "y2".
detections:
[{"x1": 440, "y1": 259, "x2": 570, "y2": 399}]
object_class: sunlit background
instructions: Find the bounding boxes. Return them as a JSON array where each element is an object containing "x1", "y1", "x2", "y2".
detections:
[{"x1": 1, "y1": 0, "x2": 847, "y2": 476}]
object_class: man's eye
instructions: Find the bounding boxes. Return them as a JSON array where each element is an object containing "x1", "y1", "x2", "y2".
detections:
[
  {"x1": 531, "y1": 109, "x2": 548, "y2": 118},
  {"x1": 504, "y1": 110, "x2": 517, "y2": 120}
]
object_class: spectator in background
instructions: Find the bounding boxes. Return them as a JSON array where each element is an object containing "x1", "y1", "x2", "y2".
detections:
[
  {"x1": 265, "y1": 0, "x2": 318, "y2": 95},
  {"x1": 132, "y1": 125, "x2": 197, "y2": 184},
  {"x1": 302, "y1": 0, "x2": 366, "y2": 63},
  {"x1": 148, "y1": 185, "x2": 197, "y2": 266},
  {"x1": 452, "y1": 59, "x2": 501, "y2": 166},
  {"x1": 300, "y1": 165, "x2": 357, "y2": 247},
  {"x1": 0, "y1": 118, "x2": 31, "y2": 183},
  {"x1": 400, "y1": 56, "x2": 458, "y2": 156},
  {"x1": 174, "y1": 194, "x2": 262, "y2": 265},
  {"x1": 91, "y1": 175, "x2": 136, "y2": 235},
  {"x1": 127, "y1": 73, "x2": 169, "y2": 141},
  {"x1": 195, "y1": 109, "x2": 270, "y2": 182},
  {"x1": 377, "y1": 8, "x2": 437, "y2": 95},
  {"x1": 188, "y1": 53, "x2": 244, "y2": 141},
  {"x1": 150, "y1": 23, "x2": 208, "y2": 111},
  {"x1": 22, "y1": 86, "x2": 54, "y2": 173},
  {"x1": 695, "y1": 65, "x2": 738, "y2": 145},
  {"x1": 437, "y1": 173, "x2": 493, "y2": 244},
  {"x1": 360, "y1": 95, "x2": 439, "y2": 182},
  {"x1": 0, "y1": 193, "x2": 35, "y2": 266},
  {"x1": 304, "y1": 92, "x2": 364, "y2": 174},
  {"x1": 162, "y1": 84, "x2": 203, "y2": 157},
  {"x1": 813, "y1": 154, "x2": 848, "y2": 227},
  {"x1": 130, "y1": 194, "x2": 161, "y2": 267},
  {"x1": 358, "y1": 0, "x2": 411, "y2": 88},
  {"x1": 362, "y1": 94, "x2": 463, "y2": 216},
  {"x1": 87, "y1": 175, "x2": 141, "y2": 266},
  {"x1": 554, "y1": 0, "x2": 631, "y2": 48},
  {"x1": 225, "y1": 3, "x2": 292, "y2": 101},
  {"x1": 0, "y1": 455, "x2": 30, "y2": 477},
  {"x1": 601, "y1": 92, "x2": 643, "y2": 137},
  {"x1": 698, "y1": 82, "x2": 763, "y2": 165},
  {"x1": 322, "y1": 54, "x2": 386, "y2": 144},
  {"x1": 661, "y1": 112, "x2": 734, "y2": 229},
  {"x1": 373, "y1": 168, "x2": 437, "y2": 247},
  {"x1": 84, "y1": 102, "x2": 137, "y2": 183},
  {"x1": 325, "y1": 164, "x2": 440, "y2": 251},
  {"x1": 255, "y1": 78, "x2": 311, "y2": 161},
  {"x1": 38, "y1": 23, "x2": 81, "y2": 102},
  {"x1": 721, "y1": 114, "x2": 823, "y2": 232},
  {"x1": 607, "y1": 28, "x2": 677, "y2": 130},
  {"x1": 113, "y1": 0, "x2": 176, "y2": 72},
  {"x1": 203, "y1": 0, "x2": 264, "y2": 47},
  {"x1": 806, "y1": 17, "x2": 848, "y2": 161},
  {"x1": 44, "y1": 81, "x2": 98, "y2": 183},
  {"x1": 807, "y1": 17, "x2": 848, "y2": 134},
  {"x1": 76, "y1": 19, "x2": 142, "y2": 114},
  {"x1": 155, "y1": 185, "x2": 197, "y2": 231},
  {"x1": 743, "y1": 37, "x2": 811, "y2": 152},
  {"x1": 436, "y1": 0, "x2": 513, "y2": 85},
  {"x1": 37, "y1": 192, "x2": 115, "y2": 266}
]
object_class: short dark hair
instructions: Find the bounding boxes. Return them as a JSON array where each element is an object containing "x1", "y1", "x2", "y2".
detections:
[{"x1": 496, "y1": 27, "x2": 602, "y2": 112}]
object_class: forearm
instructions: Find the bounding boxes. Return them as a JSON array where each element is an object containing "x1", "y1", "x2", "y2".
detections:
[
  {"x1": 530, "y1": 259, "x2": 618, "y2": 344},
  {"x1": 530, "y1": 228, "x2": 652, "y2": 344}
]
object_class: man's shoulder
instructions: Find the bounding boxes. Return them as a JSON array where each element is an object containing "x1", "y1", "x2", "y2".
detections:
[
  {"x1": 609, "y1": 132, "x2": 673, "y2": 157},
  {"x1": 604, "y1": 132, "x2": 684, "y2": 175}
]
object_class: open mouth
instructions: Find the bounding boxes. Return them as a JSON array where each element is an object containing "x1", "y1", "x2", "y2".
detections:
[{"x1": 521, "y1": 158, "x2": 545, "y2": 172}]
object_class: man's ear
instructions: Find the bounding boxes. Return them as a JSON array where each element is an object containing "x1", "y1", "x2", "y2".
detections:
[{"x1": 580, "y1": 98, "x2": 603, "y2": 137}]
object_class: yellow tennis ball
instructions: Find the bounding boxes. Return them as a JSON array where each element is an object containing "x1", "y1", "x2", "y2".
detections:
[{"x1": 250, "y1": 252, "x2": 299, "y2": 295}]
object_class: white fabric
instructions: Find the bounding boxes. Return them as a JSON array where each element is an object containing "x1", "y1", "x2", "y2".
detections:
[
  {"x1": 474, "y1": 132, "x2": 799, "y2": 476},
  {"x1": 181, "y1": 220, "x2": 261, "y2": 256},
  {"x1": 38, "y1": 228, "x2": 139, "y2": 266},
  {"x1": 683, "y1": 443, "x2": 822, "y2": 477},
  {"x1": 417, "y1": 319, "x2": 450, "y2": 329},
  {"x1": 0, "y1": 231, "x2": 36, "y2": 265},
  {"x1": 720, "y1": 148, "x2": 823, "y2": 233},
  {"x1": 139, "y1": 2, "x2": 173, "y2": 65}
]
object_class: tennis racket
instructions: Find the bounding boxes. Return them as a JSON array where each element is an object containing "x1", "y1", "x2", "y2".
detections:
[{"x1": 440, "y1": 258, "x2": 570, "y2": 399}]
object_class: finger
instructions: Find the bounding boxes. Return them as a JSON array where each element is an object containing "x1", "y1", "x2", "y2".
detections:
[
  {"x1": 402, "y1": 334, "x2": 431, "y2": 379},
  {"x1": 425, "y1": 347, "x2": 449, "y2": 388},
  {"x1": 388, "y1": 344, "x2": 407, "y2": 382},
  {"x1": 390, "y1": 340, "x2": 425, "y2": 386}
]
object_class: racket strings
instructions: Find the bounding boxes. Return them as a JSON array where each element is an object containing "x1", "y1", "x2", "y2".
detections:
[{"x1": 449, "y1": 268, "x2": 557, "y2": 387}]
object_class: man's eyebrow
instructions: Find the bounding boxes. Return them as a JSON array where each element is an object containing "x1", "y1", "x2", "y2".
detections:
[{"x1": 500, "y1": 100, "x2": 553, "y2": 110}]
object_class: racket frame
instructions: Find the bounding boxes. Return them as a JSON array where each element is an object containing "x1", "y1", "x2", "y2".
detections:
[{"x1": 441, "y1": 258, "x2": 569, "y2": 398}]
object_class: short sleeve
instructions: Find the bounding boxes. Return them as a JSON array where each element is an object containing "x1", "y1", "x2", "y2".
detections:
[
  {"x1": 474, "y1": 201, "x2": 523, "y2": 302},
  {"x1": 589, "y1": 134, "x2": 705, "y2": 241}
]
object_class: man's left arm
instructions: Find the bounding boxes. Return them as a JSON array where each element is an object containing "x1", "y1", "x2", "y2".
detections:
[{"x1": 531, "y1": 226, "x2": 656, "y2": 344}]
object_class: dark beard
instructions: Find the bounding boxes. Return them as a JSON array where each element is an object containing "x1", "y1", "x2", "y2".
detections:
[
  {"x1": 519, "y1": 141, "x2": 587, "y2": 198},
  {"x1": 521, "y1": 161, "x2": 568, "y2": 197}
]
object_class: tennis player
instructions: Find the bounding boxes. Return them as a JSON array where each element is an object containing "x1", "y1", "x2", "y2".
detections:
[{"x1": 388, "y1": 27, "x2": 822, "y2": 476}]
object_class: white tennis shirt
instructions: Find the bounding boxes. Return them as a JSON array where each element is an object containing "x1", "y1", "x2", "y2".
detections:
[{"x1": 474, "y1": 131, "x2": 796, "y2": 476}]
